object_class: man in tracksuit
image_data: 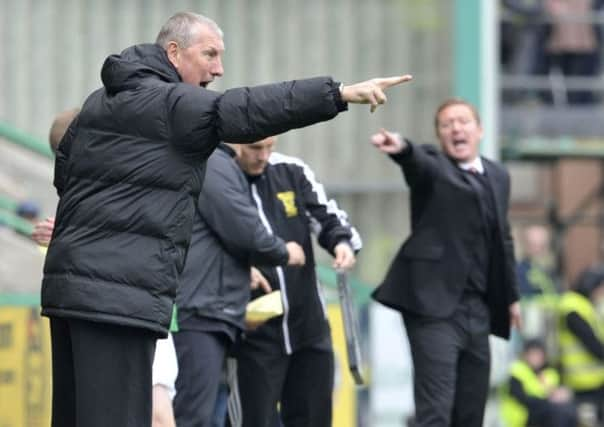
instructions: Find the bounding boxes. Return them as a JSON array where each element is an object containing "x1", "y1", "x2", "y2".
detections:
[
  {"x1": 173, "y1": 142, "x2": 305, "y2": 427},
  {"x1": 234, "y1": 136, "x2": 362, "y2": 427}
]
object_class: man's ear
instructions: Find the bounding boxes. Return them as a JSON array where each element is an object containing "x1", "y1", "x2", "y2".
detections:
[{"x1": 165, "y1": 41, "x2": 180, "y2": 68}]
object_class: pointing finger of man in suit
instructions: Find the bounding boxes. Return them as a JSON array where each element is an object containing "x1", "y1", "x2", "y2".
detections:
[{"x1": 370, "y1": 128, "x2": 406, "y2": 154}]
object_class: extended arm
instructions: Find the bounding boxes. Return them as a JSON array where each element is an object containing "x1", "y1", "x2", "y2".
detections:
[
  {"x1": 294, "y1": 157, "x2": 362, "y2": 269},
  {"x1": 169, "y1": 75, "x2": 412, "y2": 152},
  {"x1": 370, "y1": 129, "x2": 438, "y2": 189},
  {"x1": 198, "y1": 149, "x2": 297, "y2": 266}
]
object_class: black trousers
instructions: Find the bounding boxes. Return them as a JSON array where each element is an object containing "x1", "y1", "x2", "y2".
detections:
[
  {"x1": 403, "y1": 294, "x2": 491, "y2": 427},
  {"x1": 173, "y1": 330, "x2": 229, "y2": 427},
  {"x1": 575, "y1": 387, "x2": 604, "y2": 425},
  {"x1": 527, "y1": 400, "x2": 577, "y2": 427},
  {"x1": 49, "y1": 317, "x2": 156, "y2": 427},
  {"x1": 235, "y1": 336, "x2": 334, "y2": 427}
]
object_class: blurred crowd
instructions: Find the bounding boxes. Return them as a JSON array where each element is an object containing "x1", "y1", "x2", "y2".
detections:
[
  {"x1": 501, "y1": 0, "x2": 604, "y2": 105},
  {"x1": 499, "y1": 224, "x2": 604, "y2": 427}
]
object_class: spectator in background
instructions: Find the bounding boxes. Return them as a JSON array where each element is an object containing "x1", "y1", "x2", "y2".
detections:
[
  {"x1": 48, "y1": 108, "x2": 80, "y2": 153},
  {"x1": 537, "y1": 0, "x2": 604, "y2": 104},
  {"x1": 16, "y1": 200, "x2": 40, "y2": 223},
  {"x1": 500, "y1": 338, "x2": 577, "y2": 427},
  {"x1": 30, "y1": 107, "x2": 80, "y2": 249},
  {"x1": 501, "y1": 0, "x2": 543, "y2": 74},
  {"x1": 558, "y1": 266, "x2": 604, "y2": 423},
  {"x1": 516, "y1": 225, "x2": 558, "y2": 298}
]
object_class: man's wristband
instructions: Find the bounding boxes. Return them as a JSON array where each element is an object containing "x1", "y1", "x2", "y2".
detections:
[{"x1": 332, "y1": 81, "x2": 348, "y2": 112}]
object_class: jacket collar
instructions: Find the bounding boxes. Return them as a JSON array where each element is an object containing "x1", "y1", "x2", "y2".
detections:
[
  {"x1": 457, "y1": 156, "x2": 485, "y2": 174},
  {"x1": 217, "y1": 143, "x2": 236, "y2": 158},
  {"x1": 101, "y1": 43, "x2": 181, "y2": 95}
]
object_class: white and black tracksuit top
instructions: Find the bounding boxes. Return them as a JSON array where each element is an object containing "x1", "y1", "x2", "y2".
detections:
[{"x1": 248, "y1": 152, "x2": 362, "y2": 354}]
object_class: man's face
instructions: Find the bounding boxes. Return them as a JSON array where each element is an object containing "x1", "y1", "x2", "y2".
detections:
[
  {"x1": 237, "y1": 137, "x2": 276, "y2": 176},
  {"x1": 167, "y1": 24, "x2": 224, "y2": 87},
  {"x1": 524, "y1": 348, "x2": 546, "y2": 371},
  {"x1": 436, "y1": 104, "x2": 482, "y2": 163}
]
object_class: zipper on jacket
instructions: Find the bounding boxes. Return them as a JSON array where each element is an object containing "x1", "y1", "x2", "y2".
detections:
[{"x1": 250, "y1": 183, "x2": 293, "y2": 355}]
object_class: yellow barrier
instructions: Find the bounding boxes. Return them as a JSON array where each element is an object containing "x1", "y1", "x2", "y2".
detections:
[
  {"x1": 0, "y1": 302, "x2": 356, "y2": 426},
  {"x1": 0, "y1": 306, "x2": 51, "y2": 427}
]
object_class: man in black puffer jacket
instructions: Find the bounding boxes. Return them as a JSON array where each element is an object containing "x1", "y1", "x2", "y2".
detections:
[{"x1": 41, "y1": 10, "x2": 411, "y2": 427}]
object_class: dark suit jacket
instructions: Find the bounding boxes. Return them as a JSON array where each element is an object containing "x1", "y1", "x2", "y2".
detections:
[{"x1": 372, "y1": 142, "x2": 519, "y2": 339}]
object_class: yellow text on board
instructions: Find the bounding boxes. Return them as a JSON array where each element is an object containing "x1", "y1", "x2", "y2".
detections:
[{"x1": 0, "y1": 306, "x2": 51, "y2": 427}]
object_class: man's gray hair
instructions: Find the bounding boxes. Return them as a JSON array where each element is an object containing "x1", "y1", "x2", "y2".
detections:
[{"x1": 156, "y1": 12, "x2": 223, "y2": 49}]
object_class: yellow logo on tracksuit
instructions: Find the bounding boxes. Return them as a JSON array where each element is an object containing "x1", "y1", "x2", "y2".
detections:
[{"x1": 276, "y1": 191, "x2": 297, "y2": 217}]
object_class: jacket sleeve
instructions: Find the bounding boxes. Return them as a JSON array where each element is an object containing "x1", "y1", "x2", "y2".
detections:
[
  {"x1": 567, "y1": 311, "x2": 604, "y2": 360},
  {"x1": 53, "y1": 116, "x2": 78, "y2": 198},
  {"x1": 197, "y1": 152, "x2": 289, "y2": 267},
  {"x1": 501, "y1": 167, "x2": 520, "y2": 304},
  {"x1": 294, "y1": 160, "x2": 362, "y2": 256},
  {"x1": 389, "y1": 141, "x2": 440, "y2": 190},
  {"x1": 168, "y1": 77, "x2": 346, "y2": 154},
  {"x1": 216, "y1": 77, "x2": 346, "y2": 143},
  {"x1": 508, "y1": 376, "x2": 550, "y2": 414}
]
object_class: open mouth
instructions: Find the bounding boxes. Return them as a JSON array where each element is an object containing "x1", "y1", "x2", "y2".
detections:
[
  {"x1": 453, "y1": 139, "x2": 467, "y2": 147},
  {"x1": 200, "y1": 82, "x2": 209, "y2": 88}
]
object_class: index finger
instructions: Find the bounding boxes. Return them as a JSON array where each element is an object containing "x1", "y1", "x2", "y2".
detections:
[
  {"x1": 375, "y1": 74, "x2": 413, "y2": 89},
  {"x1": 259, "y1": 276, "x2": 272, "y2": 293}
]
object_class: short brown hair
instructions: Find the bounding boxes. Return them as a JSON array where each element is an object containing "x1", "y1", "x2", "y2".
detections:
[
  {"x1": 49, "y1": 108, "x2": 80, "y2": 153},
  {"x1": 433, "y1": 98, "x2": 481, "y2": 132}
]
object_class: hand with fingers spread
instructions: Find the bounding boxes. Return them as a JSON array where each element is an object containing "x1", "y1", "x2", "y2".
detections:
[
  {"x1": 31, "y1": 217, "x2": 55, "y2": 247},
  {"x1": 341, "y1": 75, "x2": 413, "y2": 112},
  {"x1": 370, "y1": 128, "x2": 406, "y2": 154}
]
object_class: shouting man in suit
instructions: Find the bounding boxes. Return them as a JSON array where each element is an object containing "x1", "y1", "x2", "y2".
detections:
[{"x1": 371, "y1": 98, "x2": 521, "y2": 427}]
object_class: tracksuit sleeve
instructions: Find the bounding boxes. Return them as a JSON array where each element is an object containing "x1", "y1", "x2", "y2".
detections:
[
  {"x1": 198, "y1": 152, "x2": 289, "y2": 266},
  {"x1": 296, "y1": 161, "x2": 362, "y2": 256}
]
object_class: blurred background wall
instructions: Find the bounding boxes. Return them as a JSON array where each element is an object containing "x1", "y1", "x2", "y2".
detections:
[
  {"x1": 0, "y1": 2, "x2": 454, "y2": 426},
  {"x1": 0, "y1": 0, "x2": 453, "y2": 286}
]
